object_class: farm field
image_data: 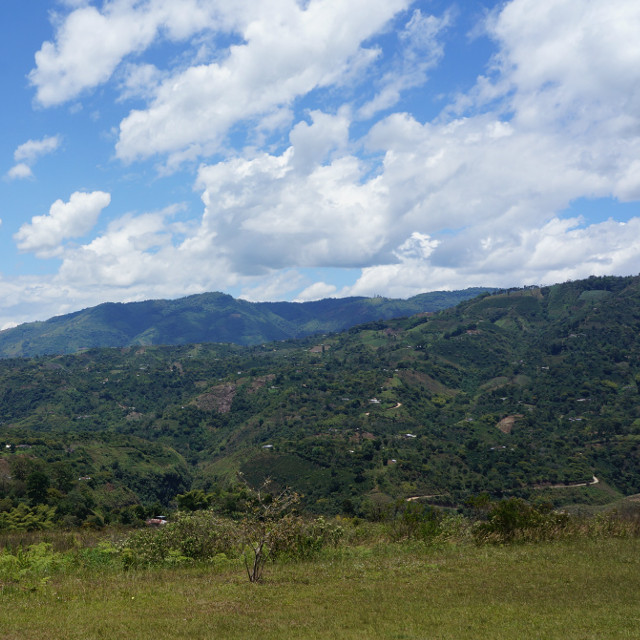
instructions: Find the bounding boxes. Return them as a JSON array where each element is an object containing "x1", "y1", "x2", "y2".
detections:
[{"x1": 2, "y1": 537, "x2": 639, "y2": 640}]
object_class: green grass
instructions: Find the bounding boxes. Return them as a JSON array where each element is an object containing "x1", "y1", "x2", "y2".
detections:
[{"x1": 2, "y1": 538, "x2": 640, "y2": 639}]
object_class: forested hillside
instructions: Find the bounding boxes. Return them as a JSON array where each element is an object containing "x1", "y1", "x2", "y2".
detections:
[
  {"x1": 0, "y1": 288, "x2": 492, "y2": 358},
  {"x1": 2, "y1": 275, "x2": 640, "y2": 526}
]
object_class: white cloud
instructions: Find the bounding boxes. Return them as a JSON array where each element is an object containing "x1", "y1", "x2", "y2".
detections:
[
  {"x1": 117, "y1": 63, "x2": 166, "y2": 101},
  {"x1": 240, "y1": 270, "x2": 306, "y2": 302},
  {"x1": 358, "y1": 8, "x2": 451, "y2": 120},
  {"x1": 51, "y1": 202, "x2": 237, "y2": 300},
  {"x1": 31, "y1": 0, "x2": 409, "y2": 135},
  {"x1": 489, "y1": 0, "x2": 640, "y2": 128},
  {"x1": 14, "y1": 135, "x2": 61, "y2": 163},
  {"x1": 58, "y1": 212, "x2": 174, "y2": 286},
  {"x1": 294, "y1": 281, "x2": 338, "y2": 302},
  {"x1": 14, "y1": 191, "x2": 111, "y2": 257},
  {"x1": 115, "y1": 0, "x2": 410, "y2": 166},
  {"x1": 345, "y1": 216, "x2": 640, "y2": 298},
  {"x1": 192, "y1": 104, "x2": 608, "y2": 288},
  {"x1": 0, "y1": 202, "x2": 231, "y2": 328},
  {"x1": 6, "y1": 135, "x2": 61, "y2": 180},
  {"x1": 29, "y1": 0, "x2": 249, "y2": 106},
  {"x1": 30, "y1": 5, "x2": 156, "y2": 106},
  {"x1": 6, "y1": 164, "x2": 34, "y2": 180},
  {"x1": 188, "y1": 0, "x2": 640, "y2": 299},
  {"x1": 288, "y1": 108, "x2": 350, "y2": 171},
  {"x1": 195, "y1": 110, "x2": 391, "y2": 274}
]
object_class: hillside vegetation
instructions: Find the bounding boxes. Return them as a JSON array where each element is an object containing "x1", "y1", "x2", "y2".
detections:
[
  {"x1": 2, "y1": 274, "x2": 640, "y2": 524},
  {"x1": 0, "y1": 288, "x2": 492, "y2": 358}
]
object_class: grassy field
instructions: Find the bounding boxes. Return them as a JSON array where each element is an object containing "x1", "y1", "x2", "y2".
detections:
[{"x1": 2, "y1": 538, "x2": 639, "y2": 639}]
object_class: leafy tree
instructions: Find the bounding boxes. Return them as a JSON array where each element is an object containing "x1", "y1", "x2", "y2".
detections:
[
  {"x1": 26, "y1": 471, "x2": 50, "y2": 505},
  {"x1": 176, "y1": 489, "x2": 213, "y2": 511}
]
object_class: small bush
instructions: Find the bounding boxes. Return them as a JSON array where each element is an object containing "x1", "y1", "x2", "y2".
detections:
[
  {"x1": 386, "y1": 502, "x2": 442, "y2": 543},
  {"x1": 120, "y1": 512, "x2": 241, "y2": 567},
  {"x1": 473, "y1": 499, "x2": 570, "y2": 543},
  {"x1": 268, "y1": 515, "x2": 344, "y2": 560},
  {"x1": 0, "y1": 542, "x2": 70, "y2": 589}
]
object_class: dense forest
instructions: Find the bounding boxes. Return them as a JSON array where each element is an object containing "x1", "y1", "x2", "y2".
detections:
[{"x1": 2, "y1": 274, "x2": 640, "y2": 528}]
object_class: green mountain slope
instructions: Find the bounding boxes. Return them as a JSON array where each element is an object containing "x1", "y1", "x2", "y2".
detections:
[
  {"x1": 2, "y1": 275, "x2": 640, "y2": 523},
  {"x1": 0, "y1": 288, "x2": 492, "y2": 358}
]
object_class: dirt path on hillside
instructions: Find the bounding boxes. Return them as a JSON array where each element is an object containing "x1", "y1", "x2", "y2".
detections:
[
  {"x1": 535, "y1": 476, "x2": 599, "y2": 490},
  {"x1": 405, "y1": 477, "x2": 600, "y2": 502}
]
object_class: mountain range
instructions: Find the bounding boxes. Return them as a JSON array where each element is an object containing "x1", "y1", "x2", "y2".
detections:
[{"x1": 0, "y1": 288, "x2": 494, "y2": 359}]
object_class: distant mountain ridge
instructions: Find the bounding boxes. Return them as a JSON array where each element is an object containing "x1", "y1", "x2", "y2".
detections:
[{"x1": 0, "y1": 288, "x2": 494, "y2": 358}]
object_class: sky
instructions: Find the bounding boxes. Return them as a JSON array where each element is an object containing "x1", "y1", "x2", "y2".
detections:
[{"x1": 1, "y1": 0, "x2": 640, "y2": 330}]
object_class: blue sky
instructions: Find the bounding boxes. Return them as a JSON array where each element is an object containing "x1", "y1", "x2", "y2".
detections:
[{"x1": 1, "y1": 0, "x2": 640, "y2": 329}]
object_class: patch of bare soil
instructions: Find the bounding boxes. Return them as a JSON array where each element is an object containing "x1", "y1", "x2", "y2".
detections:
[
  {"x1": 496, "y1": 414, "x2": 524, "y2": 434},
  {"x1": 248, "y1": 374, "x2": 275, "y2": 394},
  {"x1": 195, "y1": 384, "x2": 237, "y2": 413}
]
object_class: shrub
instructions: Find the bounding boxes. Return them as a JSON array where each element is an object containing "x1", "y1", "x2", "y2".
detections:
[
  {"x1": 0, "y1": 504, "x2": 57, "y2": 532},
  {"x1": 268, "y1": 515, "x2": 344, "y2": 560},
  {"x1": 0, "y1": 542, "x2": 69, "y2": 588},
  {"x1": 473, "y1": 499, "x2": 569, "y2": 543},
  {"x1": 386, "y1": 502, "x2": 442, "y2": 542},
  {"x1": 120, "y1": 486, "x2": 344, "y2": 582},
  {"x1": 120, "y1": 512, "x2": 240, "y2": 567}
]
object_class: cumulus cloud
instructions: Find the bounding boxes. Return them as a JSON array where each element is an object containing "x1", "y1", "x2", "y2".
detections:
[
  {"x1": 49, "y1": 201, "x2": 239, "y2": 300},
  {"x1": 488, "y1": 0, "x2": 640, "y2": 130},
  {"x1": 30, "y1": 0, "x2": 409, "y2": 169},
  {"x1": 14, "y1": 191, "x2": 111, "y2": 257},
  {"x1": 6, "y1": 135, "x2": 61, "y2": 180},
  {"x1": 196, "y1": 109, "x2": 391, "y2": 274},
  {"x1": 188, "y1": 0, "x2": 640, "y2": 299},
  {"x1": 115, "y1": 0, "x2": 410, "y2": 166},
  {"x1": 29, "y1": 0, "x2": 239, "y2": 106},
  {"x1": 0, "y1": 203, "x2": 229, "y2": 328},
  {"x1": 239, "y1": 270, "x2": 307, "y2": 302},
  {"x1": 117, "y1": 62, "x2": 166, "y2": 101},
  {"x1": 345, "y1": 216, "x2": 640, "y2": 298}
]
